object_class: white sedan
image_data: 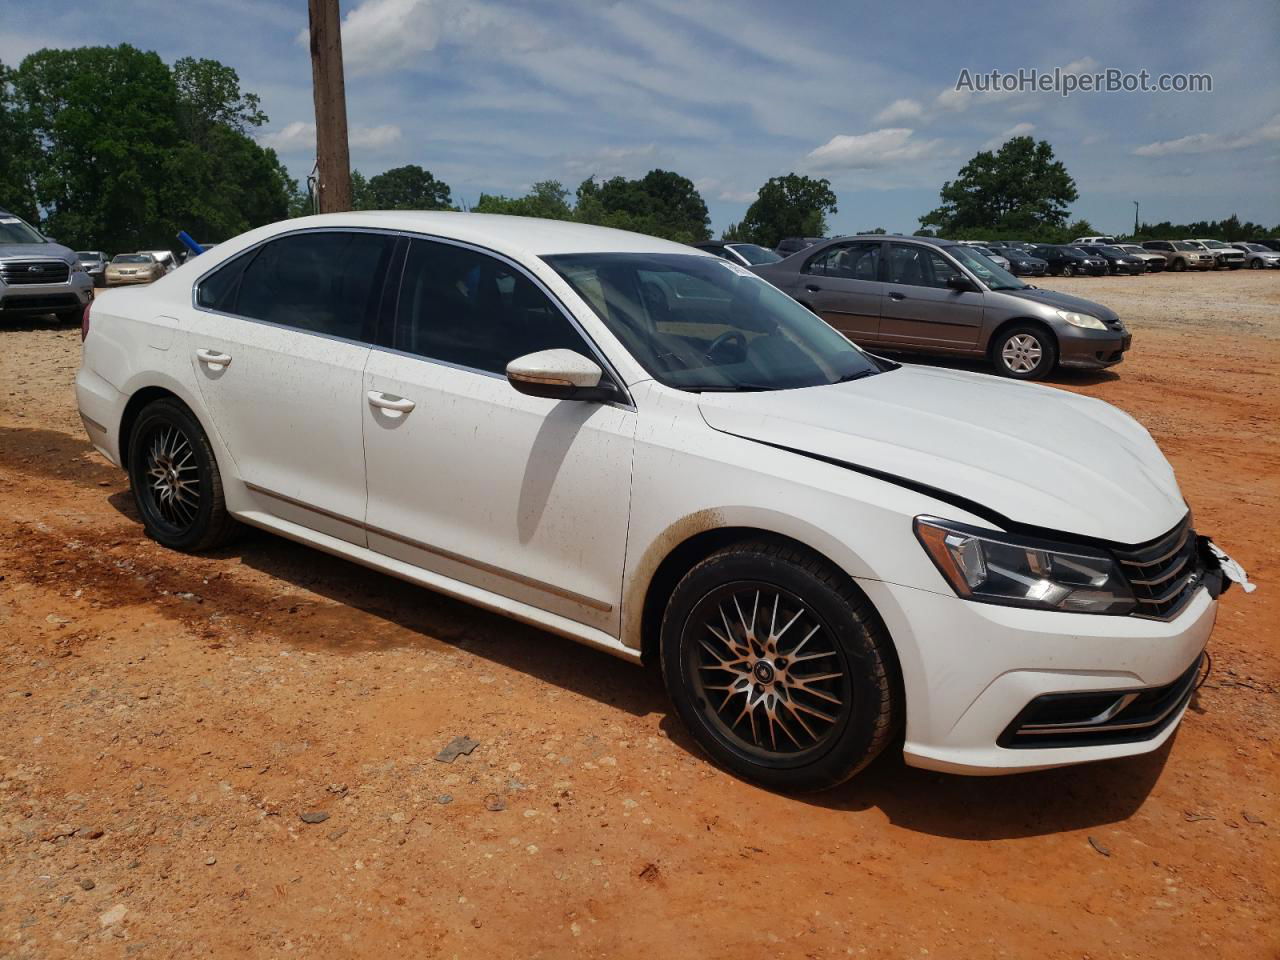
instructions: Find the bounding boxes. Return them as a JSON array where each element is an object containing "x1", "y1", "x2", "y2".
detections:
[{"x1": 75, "y1": 212, "x2": 1244, "y2": 790}]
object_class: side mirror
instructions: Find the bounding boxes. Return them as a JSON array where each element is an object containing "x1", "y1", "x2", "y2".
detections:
[
  {"x1": 506, "y1": 349, "x2": 616, "y2": 402},
  {"x1": 946, "y1": 275, "x2": 978, "y2": 293}
]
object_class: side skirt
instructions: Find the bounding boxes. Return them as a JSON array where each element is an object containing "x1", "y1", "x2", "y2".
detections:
[{"x1": 232, "y1": 508, "x2": 642, "y2": 665}]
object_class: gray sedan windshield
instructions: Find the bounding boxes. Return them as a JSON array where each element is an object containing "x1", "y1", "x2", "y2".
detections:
[{"x1": 544, "y1": 253, "x2": 884, "y2": 391}]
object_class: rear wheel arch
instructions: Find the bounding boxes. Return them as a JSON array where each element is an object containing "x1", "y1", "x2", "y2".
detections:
[{"x1": 118, "y1": 386, "x2": 219, "y2": 471}]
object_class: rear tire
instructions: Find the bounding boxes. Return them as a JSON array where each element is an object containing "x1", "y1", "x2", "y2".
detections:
[
  {"x1": 127, "y1": 398, "x2": 239, "y2": 552},
  {"x1": 660, "y1": 540, "x2": 899, "y2": 792},
  {"x1": 991, "y1": 323, "x2": 1057, "y2": 380}
]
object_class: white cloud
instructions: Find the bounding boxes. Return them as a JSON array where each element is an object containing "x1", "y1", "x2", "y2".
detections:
[
  {"x1": 257, "y1": 122, "x2": 403, "y2": 153},
  {"x1": 315, "y1": 0, "x2": 552, "y2": 75},
  {"x1": 563, "y1": 144, "x2": 661, "y2": 179},
  {"x1": 1134, "y1": 114, "x2": 1280, "y2": 156},
  {"x1": 982, "y1": 122, "x2": 1035, "y2": 150},
  {"x1": 258, "y1": 121, "x2": 315, "y2": 151},
  {"x1": 805, "y1": 128, "x2": 941, "y2": 171},
  {"x1": 874, "y1": 98, "x2": 924, "y2": 124}
]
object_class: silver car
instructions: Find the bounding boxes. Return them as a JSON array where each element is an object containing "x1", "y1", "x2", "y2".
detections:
[
  {"x1": 751, "y1": 234, "x2": 1130, "y2": 380},
  {"x1": 1235, "y1": 243, "x2": 1280, "y2": 269}
]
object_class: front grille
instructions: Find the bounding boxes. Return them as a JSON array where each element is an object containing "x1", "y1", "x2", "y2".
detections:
[
  {"x1": 0, "y1": 292, "x2": 79, "y2": 311},
  {"x1": 999, "y1": 654, "x2": 1203, "y2": 748},
  {"x1": 1113, "y1": 515, "x2": 1202, "y2": 620},
  {"x1": 0, "y1": 259, "x2": 70, "y2": 285}
]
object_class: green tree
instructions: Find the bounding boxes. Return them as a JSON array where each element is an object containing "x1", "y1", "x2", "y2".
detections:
[
  {"x1": 474, "y1": 180, "x2": 573, "y2": 219},
  {"x1": 732, "y1": 174, "x2": 838, "y2": 247},
  {"x1": 589, "y1": 169, "x2": 710, "y2": 241},
  {"x1": 10, "y1": 44, "x2": 296, "y2": 250},
  {"x1": 362, "y1": 164, "x2": 452, "y2": 210},
  {"x1": 920, "y1": 136, "x2": 1077, "y2": 236},
  {"x1": 0, "y1": 60, "x2": 38, "y2": 220}
]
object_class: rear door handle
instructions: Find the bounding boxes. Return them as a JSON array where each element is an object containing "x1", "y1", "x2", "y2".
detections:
[
  {"x1": 887, "y1": 291, "x2": 907, "y2": 301},
  {"x1": 366, "y1": 391, "x2": 416, "y2": 413},
  {"x1": 195, "y1": 348, "x2": 232, "y2": 367}
]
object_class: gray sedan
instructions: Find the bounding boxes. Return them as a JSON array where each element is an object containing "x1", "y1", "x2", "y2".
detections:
[
  {"x1": 749, "y1": 234, "x2": 1130, "y2": 380},
  {"x1": 1237, "y1": 243, "x2": 1280, "y2": 269}
]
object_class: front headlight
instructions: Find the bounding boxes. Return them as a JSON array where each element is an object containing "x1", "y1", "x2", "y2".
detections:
[
  {"x1": 914, "y1": 517, "x2": 1135, "y2": 614},
  {"x1": 1055, "y1": 309, "x2": 1107, "y2": 330},
  {"x1": 71, "y1": 262, "x2": 85, "y2": 273}
]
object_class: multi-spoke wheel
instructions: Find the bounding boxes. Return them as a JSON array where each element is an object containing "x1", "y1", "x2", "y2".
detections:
[
  {"x1": 688, "y1": 584, "x2": 849, "y2": 759},
  {"x1": 992, "y1": 324, "x2": 1057, "y2": 381},
  {"x1": 127, "y1": 398, "x2": 238, "y2": 551},
  {"x1": 662, "y1": 540, "x2": 900, "y2": 791}
]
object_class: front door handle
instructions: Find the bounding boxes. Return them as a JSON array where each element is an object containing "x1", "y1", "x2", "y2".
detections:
[
  {"x1": 195, "y1": 348, "x2": 232, "y2": 367},
  {"x1": 367, "y1": 391, "x2": 416, "y2": 413},
  {"x1": 804, "y1": 284, "x2": 821, "y2": 293},
  {"x1": 887, "y1": 291, "x2": 907, "y2": 301}
]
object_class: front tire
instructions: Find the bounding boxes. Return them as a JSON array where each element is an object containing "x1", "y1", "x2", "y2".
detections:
[
  {"x1": 1061, "y1": 264, "x2": 1075, "y2": 277},
  {"x1": 992, "y1": 324, "x2": 1057, "y2": 380},
  {"x1": 127, "y1": 398, "x2": 238, "y2": 552},
  {"x1": 1250, "y1": 259, "x2": 1263, "y2": 270},
  {"x1": 660, "y1": 540, "x2": 899, "y2": 792}
]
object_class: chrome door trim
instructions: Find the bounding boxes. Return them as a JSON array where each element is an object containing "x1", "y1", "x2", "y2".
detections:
[{"x1": 244, "y1": 480, "x2": 614, "y2": 613}]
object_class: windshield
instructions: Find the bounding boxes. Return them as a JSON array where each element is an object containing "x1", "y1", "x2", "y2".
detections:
[
  {"x1": 1095, "y1": 245, "x2": 1127, "y2": 256},
  {"x1": 0, "y1": 215, "x2": 47, "y2": 245},
  {"x1": 1241, "y1": 243, "x2": 1267, "y2": 252},
  {"x1": 113, "y1": 254, "x2": 153, "y2": 264},
  {"x1": 543, "y1": 252, "x2": 884, "y2": 391},
  {"x1": 1172, "y1": 242, "x2": 1197, "y2": 251},
  {"x1": 725, "y1": 243, "x2": 782, "y2": 265},
  {"x1": 1198, "y1": 240, "x2": 1228, "y2": 249},
  {"x1": 75, "y1": 251, "x2": 100, "y2": 259},
  {"x1": 947, "y1": 244, "x2": 1025, "y2": 291}
]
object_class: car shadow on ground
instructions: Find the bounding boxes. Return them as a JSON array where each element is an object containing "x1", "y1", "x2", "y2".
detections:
[
  {"x1": 0, "y1": 313, "x2": 79, "y2": 333},
  {"x1": 217, "y1": 524, "x2": 1175, "y2": 841},
  {"x1": 880, "y1": 352, "x2": 1122, "y2": 387}
]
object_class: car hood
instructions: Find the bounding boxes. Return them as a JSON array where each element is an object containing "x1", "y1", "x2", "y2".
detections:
[
  {"x1": 999, "y1": 286, "x2": 1120, "y2": 323},
  {"x1": 698, "y1": 365, "x2": 1185, "y2": 544},
  {"x1": 0, "y1": 242, "x2": 75, "y2": 264}
]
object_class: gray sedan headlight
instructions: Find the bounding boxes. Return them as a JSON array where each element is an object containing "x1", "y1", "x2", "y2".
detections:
[
  {"x1": 914, "y1": 518, "x2": 1136, "y2": 614},
  {"x1": 1055, "y1": 309, "x2": 1108, "y2": 330}
]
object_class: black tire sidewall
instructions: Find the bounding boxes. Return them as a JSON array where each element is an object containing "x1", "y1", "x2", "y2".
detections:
[
  {"x1": 993, "y1": 325, "x2": 1057, "y2": 380},
  {"x1": 127, "y1": 400, "x2": 221, "y2": 550},
  {"x1": 660, "y1": 550, "x2": 892, "y2": 791}
]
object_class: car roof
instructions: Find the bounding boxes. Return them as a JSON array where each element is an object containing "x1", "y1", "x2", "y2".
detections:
[{"x1": 261, "y1": 211, "x2": 700, "y2": 259}]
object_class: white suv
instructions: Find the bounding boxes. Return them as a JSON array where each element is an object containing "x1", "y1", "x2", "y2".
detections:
[{"x1": 75, "y1": 212, "x2": 1248, "y2": 790}]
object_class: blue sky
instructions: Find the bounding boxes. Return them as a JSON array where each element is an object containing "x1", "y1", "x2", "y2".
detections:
[{"x1": 5, "y1": 0, "x2": 1278, "y2": 235}]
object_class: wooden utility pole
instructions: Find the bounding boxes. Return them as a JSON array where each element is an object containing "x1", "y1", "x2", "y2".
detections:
[{"x1": 308, "y1": 0, "x2": 353, "y2": 212}]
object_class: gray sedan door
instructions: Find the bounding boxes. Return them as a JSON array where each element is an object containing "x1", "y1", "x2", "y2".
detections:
[
  {"x1": 788, "y1": 240, "x2": 883, "y2": 342},
  {"x1": 878, "y1": 243, "x2": 984, "y2": 349}
]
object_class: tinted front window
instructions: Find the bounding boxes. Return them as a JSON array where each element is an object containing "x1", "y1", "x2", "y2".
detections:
[
  {"x1": 113, "y1": 254, "x2": 153, "y2": 264},
  {"x1": 233, "y1": 231, "x2": 391, "y2": 340},
  {"x1": 805, "y1": 242, "x2": 880, "y2": 280},
  {"x1": 545, "y1": 252, "x2": 882, "y2": 392},
  {"x1": 726, "y1": 243, "x2": 782, "y2": 265},
  {"x1": 886, "y1": 244, "x2": 964, "y2": 289},
  {"x1": 395, "y1": 239, "x2": 589, "y2": 375}
]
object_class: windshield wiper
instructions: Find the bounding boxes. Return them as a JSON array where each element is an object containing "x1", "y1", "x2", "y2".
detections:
[
  {"x1": 686, "y1": 383, "x2": 774, "y2": 392},
  {"x1": 834, "y1": 369, "x2": 879, "y2": 384}
]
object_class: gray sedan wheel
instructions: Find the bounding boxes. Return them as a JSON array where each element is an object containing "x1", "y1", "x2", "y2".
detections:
[{"x1": 992, "y1": 325, "x2": 1057, "y2": 380}]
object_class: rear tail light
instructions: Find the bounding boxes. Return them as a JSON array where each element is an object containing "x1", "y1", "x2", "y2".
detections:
[{"x1": 81, "y1": 299, "x2": 92, "y2": 342}]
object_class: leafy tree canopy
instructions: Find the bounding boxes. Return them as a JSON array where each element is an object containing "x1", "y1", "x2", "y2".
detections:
[
  {"x1": 724, "y1": 174, "x2": 837, "y2": 247},
  {"x1": 352, "y1": 163, "x2": 453, "y2": 211},
  {"x1": 1, "y1": 44, "x2": 299, "y2": 251},
  {"x1": 920, "y1": 136, "x2": 1077, "y2": 237}
]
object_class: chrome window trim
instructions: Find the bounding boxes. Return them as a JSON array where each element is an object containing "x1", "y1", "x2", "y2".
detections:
[{"x1": 189, "y1": 224, "x2": 635, "y2": 410}]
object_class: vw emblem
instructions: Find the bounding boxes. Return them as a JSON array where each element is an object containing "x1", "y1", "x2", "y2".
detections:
[{"x1": 28, "y1": 265, "x2": 41, "y2": 273}]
